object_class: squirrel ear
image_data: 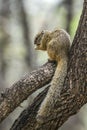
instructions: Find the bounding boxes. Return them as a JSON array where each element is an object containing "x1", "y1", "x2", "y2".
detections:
[
  {"x1": 41, "y1": 30, "x2": 45, "y2": 34},
  {"x1": 41, "y1": 30, "x2": 49, "y2": 34}
]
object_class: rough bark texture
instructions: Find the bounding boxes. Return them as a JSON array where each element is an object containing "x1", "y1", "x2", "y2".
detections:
[
  {"x1": 10, "y1": 87, "x2": 49, "y2": 130},
  {"x1": 10, "y1": 0, "x2": 87, "y2": 129},
  {"x1": 0, "y1": 62, "x2": 56, "y2": 123}
]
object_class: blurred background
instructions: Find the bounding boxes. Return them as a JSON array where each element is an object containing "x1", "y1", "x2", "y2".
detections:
[{"x1": 0, "y1": 0, "x2": 86, "y2": 130}]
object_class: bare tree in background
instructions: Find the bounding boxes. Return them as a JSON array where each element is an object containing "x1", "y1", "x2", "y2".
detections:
[
  {"x1": 64, "y1": 0, "x2": 73, "y2": 33},
  {"x1": 10, "y1": 0, "x2": 36, "y2": 70},
  {"x1": 58, "y1": 0, "x2": 73, "y2": 33},
  {"x1": 19, "y1": 0, "x2": 35, "y2": 69},
  {"x1": 0, "y1": 0, "x2": 10, "y2": 90}
]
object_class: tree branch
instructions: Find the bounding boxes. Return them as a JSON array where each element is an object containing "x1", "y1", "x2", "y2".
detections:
[{"x1": 0, "y1": 62, "x2": 56, "y2": 123}]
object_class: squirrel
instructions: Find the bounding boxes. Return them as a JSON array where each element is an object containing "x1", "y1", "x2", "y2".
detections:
[{"x1": 34, "y1": 28, "x2": 71, "y2": 124}]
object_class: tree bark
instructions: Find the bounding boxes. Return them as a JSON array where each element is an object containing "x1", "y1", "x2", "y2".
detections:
[
  {"x1": 10, "y1": 0, "x2": 87, "y2": 129},
  {"x1": 0, "y1": 62, "x2": 56, "y2": 123}
]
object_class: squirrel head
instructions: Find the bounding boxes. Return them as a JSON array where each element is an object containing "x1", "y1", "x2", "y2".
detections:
[{"x1": 34, "y1": 30, "x2": 51, "y2": 50}]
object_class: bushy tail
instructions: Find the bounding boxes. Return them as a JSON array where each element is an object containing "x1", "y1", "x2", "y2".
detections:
[
  {"x1": 50, "y1": 58, "x2": 68, "y2": 98},
  {"x1": 36, "y1": 58, "x2": 68, "y2": 124}
]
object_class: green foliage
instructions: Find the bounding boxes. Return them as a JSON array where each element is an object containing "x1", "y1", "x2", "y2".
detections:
[{"x1": 70, "y1": 12, "x2": 81, "y2": 38}]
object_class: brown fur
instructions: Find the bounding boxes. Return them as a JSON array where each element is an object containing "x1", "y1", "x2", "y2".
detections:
[{"x1": 34, "y1": 28, "x2": 71, "y2": 124}]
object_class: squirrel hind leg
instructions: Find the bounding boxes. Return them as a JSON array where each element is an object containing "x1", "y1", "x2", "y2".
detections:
[{"x1": 47, "y1": 39, "x2": 59, "y2": 61}]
